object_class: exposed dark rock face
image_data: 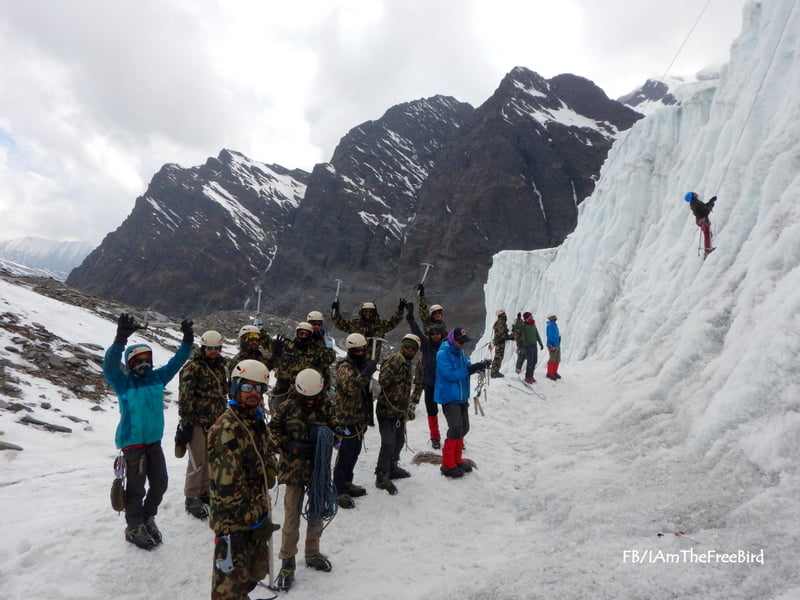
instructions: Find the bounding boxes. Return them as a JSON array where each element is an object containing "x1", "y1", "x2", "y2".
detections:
[{"x1": 68, "y1": 150, "x2": 308, "y2": 317}]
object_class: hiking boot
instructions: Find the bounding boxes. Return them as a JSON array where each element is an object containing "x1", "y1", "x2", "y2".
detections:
[
  {"x1": 185, "y1": 496, "x2": 209, "y2": 520},
  {"x1": 375, "y1": 474, "x2": 398, "y2": 495},
  {"x1": 305, "y1": 553, "x2": 332, "y2": 572},
  {"x1": 457, "y1": 461, "x2": 473, "y2": 473},
  {"x1": 440, "y1": 465, "x2": 464, "y2": 478},
  {"x1": 546, "y1": 374, "x2": 557, "y2": 380},
  {"x1": 144, "y1": 516, "x2": 162, "y2": 545},
  {"x1": 274, "y1": 557, "x2": 296, "y2": 590},
  {"x1": 430, "y1": 438, "x2": 441, "y2": 450},
  {"x1": 490, "y1": 372, "x2": 505, "y2": 378},
  {"x1": 524, "y1": 377, "x2": 536, "y2": 384},
  {"x1": 337, "y1": 494, "x2": 356, "y2": 509},
  {"x1": 554, "y1": 373, "x2": 562, "y2": 380},
  {"x1": 388, "y1": 465, "x2": 411, "y2": 480},
  {"x1": 345, "y1": 483, "x2": 367, "y2": 497},
  {"x1": 125, "y1": 523, "x2": 157, "y2": 550}
]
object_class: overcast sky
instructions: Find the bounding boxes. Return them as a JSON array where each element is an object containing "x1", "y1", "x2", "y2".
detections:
[{"x1": 0, "y1": 0, "x2": 747, "y2": 245}]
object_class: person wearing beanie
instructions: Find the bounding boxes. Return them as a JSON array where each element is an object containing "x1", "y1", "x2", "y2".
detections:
[
  {"x1": 102, "y1": 312, "x2": 193, "y2": 550},
  {"x1": 434, "y1": 327, "x2": 490, "y2": 478},
  {"x1": 513, "y1": 311, "x2": 544, "y2": 383},
  {"x1": 545, "y1": 315, "x2": 562, "y2": 381}
]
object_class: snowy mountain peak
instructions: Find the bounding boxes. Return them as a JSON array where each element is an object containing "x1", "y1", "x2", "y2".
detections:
[{"x1": 0, "y1": 236, "x2": 93, "y2": 281}]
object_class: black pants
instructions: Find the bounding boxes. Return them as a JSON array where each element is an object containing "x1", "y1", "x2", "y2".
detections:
[
  {"x1": 122, "y1": 441, "x2": 168, "y2": 527},
  {"x1": 375, "y1": 417, "x2": 405, "y2": 475},
  {"x1": 333, "y1": 425, "x2": 365, "y2": 494},
  {"x1": 442, "y1": 403, "x2": 470, "y2": 440},
  {"x1": 515, "y1": 345, "x2": 539, "y2": 379},
  {"x1": 423, "y1": 384, "x2": 438, "y2": 417}
]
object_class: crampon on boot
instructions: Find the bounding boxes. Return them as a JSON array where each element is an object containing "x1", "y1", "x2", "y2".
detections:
[
  {"x1": 274, "y1": 557, "x2": 295, "y2": 590},
  {"x1": 439, "y1": 439, "x2": 463, "y2": 478}
]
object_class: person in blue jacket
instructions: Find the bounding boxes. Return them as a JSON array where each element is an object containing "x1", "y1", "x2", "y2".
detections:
[
  {"x1": 434, "y1": 327, "x2": 490, "y2": 478},
  {"x1": 103, "y1": 312, "x2": 194, "y2": 550},
  {"x1": 545, "y1": 314, "x2": 562, "y2": 381}
]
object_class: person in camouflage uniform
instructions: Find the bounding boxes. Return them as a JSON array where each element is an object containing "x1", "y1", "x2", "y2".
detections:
[
  {"x1": 405, "y1": 302, "x2": 444, "y2": 449},
  {"x1": 513, "y1": 311, "x2": 544, "y2": 383},
  {"x1": 489, "y1": 309, "x2": 514, "y2": 378},
  {"x1": 176, "y1": 330, "x2": 230, "y2": 520},
  {"x1": 269, "y1": 322, "x2": 333, "y2": 414},
  {"x1": 332, "y1": 333, "x2": 378, "y2": 509},
  {"x1": 374, "y1": 333, "x2": 421, "y2": 495},
  {"x1": 208, "y1": 359, "x2": 279, "y2": 600},
  {"x1": 229, "y1": 324, "x2": 274, "y2": 378},
  {"x1": 269, "y1": 369, "x2": 337, "y2": 591},
  {"x1": 331, "y1": 299, "x2": 405, "y2": 359},
  {"x1": 416, "y1": 283, "x2": 448, "y2": 334}
]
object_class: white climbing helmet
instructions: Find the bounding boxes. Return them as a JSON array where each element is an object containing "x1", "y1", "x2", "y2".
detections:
[
  {"x1": 238, "y1": 325, "x2": 261, "y2": 340},
  {"x1": 345, "y1": 333, "x2": 368, "y2": 349},
  {"x1": 306, "y1": 310, "x2": 324, "y2": 322},
  {"x1": 231, "y1": 359, "x2": 270, "y2": 384},
  {"x1": 295, "y1": 368, "x2": 324, "y2": 396},
  {"x1": 201, "y1": 330, "x2": 223, "y2": 347}
]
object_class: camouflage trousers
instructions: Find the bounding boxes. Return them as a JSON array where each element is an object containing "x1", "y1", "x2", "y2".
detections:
[
  {"x1": 211, "y1": 530, "x2": 270, "y2": 600},
  {"x1": 490, "y1": 340, "x2": 508, "y2": 374}
]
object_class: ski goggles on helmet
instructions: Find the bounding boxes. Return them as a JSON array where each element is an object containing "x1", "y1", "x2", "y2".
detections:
[{"x1": 243, "y1": 332, "x2": 260, "y2": 342}]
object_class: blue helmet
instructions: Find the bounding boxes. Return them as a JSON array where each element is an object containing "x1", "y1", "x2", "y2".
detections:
[{"x1": 684, "y1": 191, "x2": 695, "y2": 202}]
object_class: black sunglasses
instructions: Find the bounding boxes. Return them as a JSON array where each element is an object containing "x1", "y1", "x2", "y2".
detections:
[{"x1": 240, "y1": 382, "x2": 266, "y2": 393}]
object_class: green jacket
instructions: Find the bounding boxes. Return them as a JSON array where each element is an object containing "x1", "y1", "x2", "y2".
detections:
[
  {"x1": 513, "y1": 317, "x2": 544, "y2": 348},
  {"x1": 418, "y1": 293, "x2": 448, "y2": 334},
  {"x1": 273, "y1": 338, "x2": 332, "y2": 390},
  {"x1": 268, "y1": 390, "x2": 336, "y2": 486},
  {"x1": 178, "y1": 348, "x2": 230, "y2": 426},
  {"x1": 334, "y1": 357, "x2": 374, "y2": 426},
  {"x1": 208, "y1": 403, "x2": 276, "y2": 535},
  {"x1": 377, "y1": 352, "x2": 420, "y2": 421},
  {"x1": 229, "y1": 330, "x2": 274, "y2": 375}
]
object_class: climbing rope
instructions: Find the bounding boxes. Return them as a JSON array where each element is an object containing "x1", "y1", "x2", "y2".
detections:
[{"x1": 302, "y1": 425, "x2": 338, "y2": 528}]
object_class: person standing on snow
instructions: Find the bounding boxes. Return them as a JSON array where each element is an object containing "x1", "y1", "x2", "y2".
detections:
[
  {"x1": 416, "y1": 282, "x2": 448, "y2": 334},
  {"x1": 270, "y1": 322, "x2": 333, "y2": 414},
  {"x1": 332, "y1": 299, "x2": 406, "y2": 359},
  {"x1": 103, "y1": 313, "x2": 193, "y2": 550},
  {"x1": 685, "y1": 191, "x2": 717, "y2": 258},
  {"x1": 545, "y1": 315, "x2": 562, "y2": 381},
  {"x1": 269, "y1": 369, "x2": 337, "y2": 591},
  {"x1": 208, "y1": 359, "x2": 279, "y2": 600},
  {"x1": 406, "y1": 302, "x2": 445, "y2": 449},
  {"x1": 513, "y1": 312, "x2": 544, "y2": 383},
  {"x1": 332, "y1": 333, "x2": 377, "y2": 509},
  {"x1": 435, "y1": 327, "x2": 490, "y2": 478},
  {"x1": 229, "y1": 324, "x2": 274, "y2": 377},
  {"x1": 176, "y1": 330, "x2": 229, "y2": 520},
  {"x1": 374, "y1": 333, "x2": 421, "y2": 495},
  {"x1": 489, "y1": 309, "x2": 514, "y2": 378}
]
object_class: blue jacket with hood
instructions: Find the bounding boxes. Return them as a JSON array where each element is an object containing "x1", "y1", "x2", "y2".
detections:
[
  {"x1": 434, "y1": 331, "x2": 473, "y2": 405},
  {"x1": 103, "y1": 341, "x2": 192, "y2": 449}
]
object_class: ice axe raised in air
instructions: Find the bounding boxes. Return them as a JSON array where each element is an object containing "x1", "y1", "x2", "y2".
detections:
[
  {"x1": 419, "y1": 263, "x2": 434, "y2": 285},
  {"x1": 331, "y1": 278, "x2": 343, "y2": 318}
]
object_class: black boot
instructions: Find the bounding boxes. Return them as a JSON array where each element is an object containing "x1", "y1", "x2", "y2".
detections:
[
  {"x1": 430, "y1": 438, "x2": 441, "y2": 450},
  {"x1": 375, "y1": 473, "x2": 398, "y2": 495},
  {"x1": 306, "y1": 553, "x2": 332, "y2": 571},
  {"x1": 124, "y1": 523, "x2": 157, "y2": 550},
  {"x1": 388, "y1": 464, "x2": 411, "y2": 479},
  {"x1": 275, "y1": 557, "x2": 296, "y2": 590},
  {"x1": 144, "y1": 515, "x2": 162, "y2": 545},
  {"x1": 185, "y1": 496, "x2": 209, "y2": 520}
]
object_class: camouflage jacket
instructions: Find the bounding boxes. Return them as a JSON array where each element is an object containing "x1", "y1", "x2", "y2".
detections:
[
  {"x1": 377, "y1": 352, "x2": 420, "y2": 421},
  {"x1": 207, "y1": 402, "x2": 276, "y2": 535},
  {"x1": 418, "y1": 292, "x2": 448, "y2": 334},
  {"x1": 334, "y1": 357, "x2": 374, "y2": 426},
  {"x1": 332, "y1": 309, "x2": 403, "y2": 358},
  {"x1": 229, "y1": 330, "x2": 274, "y2": 375},
  {"x1": 492, "y1": 316, "x2": 514, "y2": 345},
  {"x1": 268, "y1": 390, "x2": 336, "y2": 486},
  {"x1": 273, "y1": 339, "x2": 333, "y2": 389},
  {"x1": 178, "y1": 348, "x2": 230, "y2": 426}
]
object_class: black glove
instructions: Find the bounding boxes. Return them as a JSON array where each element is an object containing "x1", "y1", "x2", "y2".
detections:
[
  {"x1": 481, "y1": 359, "x2": 492, "y2": 369},
  {"x1": 175, "y1": 422, "x2": 193, "y2": 446},
  {"x1": 114, "y1": 313, "x2": 140, "y2": 345},
  {"x1": 272, "y1": 335, "x2": 284, "y2": 359},
  {"x1": 416, "y1": 283, "x2": 424, "y2": 297},
  {"x1": 360, "y1": 359, "x2": 378, "y2": 379},
  {"x1": 405, "y1": 302, "x2": 414, "y2": 316},
  {"x1": 331, "y1": 300, "x2": 340, "y2": 313},
  {"x1": 709, "y1": 196, "x2": 717, "y2": 204},
  {"x1": 517, "y1": 312, "x2": 522, "y2": 320},
  {"x1": 398, "y1": 297, "x2": 407, "y2": 313},
  {"x1": 252, "y1": 514, "x2": 280, "y2": 541},
  {"x1": 181, "y1": 319, "x2": 194, "y2": 344},
  {"x1": 468, "y1": 362, "x2": 488, "y2": 375},
  {"x1": 283, "y1": 439, "x2": 314, "y2": 460}
]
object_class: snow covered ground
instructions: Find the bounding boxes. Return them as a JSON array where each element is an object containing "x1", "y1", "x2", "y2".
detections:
[{"x1": 3, "y1": 0, "x2": 800, "y2": 598}]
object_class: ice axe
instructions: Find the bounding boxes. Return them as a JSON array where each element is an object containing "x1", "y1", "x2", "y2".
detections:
[
  {"x1": 419, "y1": 263, "x2": 434, "y2": 286},
  {"x1": 331, "y1": 278, "x2": 343, "y2": 318}
]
